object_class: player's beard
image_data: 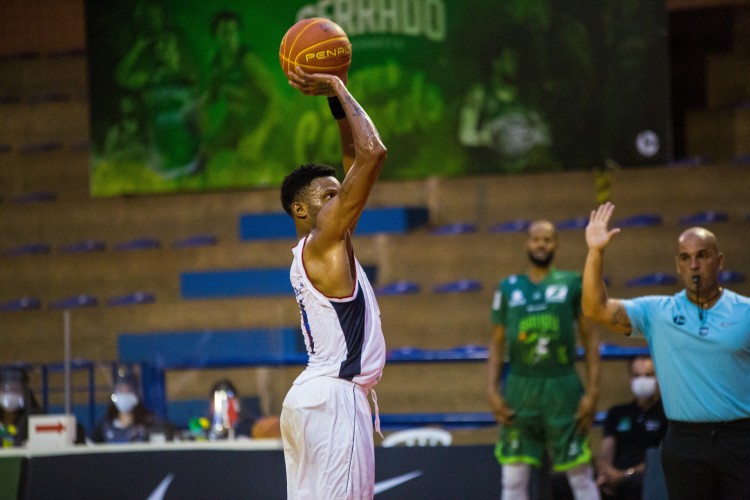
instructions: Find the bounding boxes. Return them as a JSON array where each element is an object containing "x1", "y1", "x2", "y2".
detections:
[{"x1": 527, "y1": 250, "x2": 554, "y2": 268}]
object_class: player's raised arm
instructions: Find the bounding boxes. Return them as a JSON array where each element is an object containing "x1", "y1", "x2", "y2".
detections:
[
  {"x1": 287, "y1": 68, "x2": 387, "y2": 240},
  {"x1": 582, "y1": 202, "x2": 632, "y2": 334},
  {"x1": 326, "y1": 78, "x2": 356, "y2": 175}
]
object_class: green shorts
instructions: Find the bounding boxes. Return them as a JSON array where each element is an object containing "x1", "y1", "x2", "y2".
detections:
[{"x1": 495, "y1": 371, "x2": 592, "y2": 472}]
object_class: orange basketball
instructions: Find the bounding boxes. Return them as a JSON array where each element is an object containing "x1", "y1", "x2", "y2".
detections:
[{"x1": 279, "y1": 17, "x2": 351, "y2": 79}]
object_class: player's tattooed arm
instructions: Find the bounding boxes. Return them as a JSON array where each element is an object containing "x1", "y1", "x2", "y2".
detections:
[{"x1": 609, "y1": 301, "x2": 632, "y2": 333}]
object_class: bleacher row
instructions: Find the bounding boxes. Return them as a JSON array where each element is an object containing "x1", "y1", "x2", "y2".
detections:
[{"x1": 2, "y1": 207, "x2": 747, "y2": 311}]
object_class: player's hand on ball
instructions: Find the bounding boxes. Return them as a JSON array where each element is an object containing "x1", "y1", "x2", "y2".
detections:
[{"x1": 287, "y1": 67, "x2": 342, "y2": 97}]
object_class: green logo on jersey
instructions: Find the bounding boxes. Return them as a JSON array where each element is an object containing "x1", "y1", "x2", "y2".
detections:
[{"x1": 517, "y1": 313, "x2": 565, "y2": 365}]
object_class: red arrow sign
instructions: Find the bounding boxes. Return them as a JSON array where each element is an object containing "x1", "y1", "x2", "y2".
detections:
[{"x1": 35, "y1": 423, "x2": 66, "y2": 433}]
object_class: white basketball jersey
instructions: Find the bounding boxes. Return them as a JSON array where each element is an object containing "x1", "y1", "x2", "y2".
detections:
[{"x1": 290, "y1": 237, "x2": 386, "y2": 389}]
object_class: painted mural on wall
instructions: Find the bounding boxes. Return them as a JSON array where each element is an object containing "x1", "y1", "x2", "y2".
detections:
[{"x1": 86, "y1": 0, "x2": 669, "y2": 196}]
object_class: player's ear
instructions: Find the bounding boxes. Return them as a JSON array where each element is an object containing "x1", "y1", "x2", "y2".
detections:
[{"x1": 292, "y1": 201, "x2": 307, "y2": 220}]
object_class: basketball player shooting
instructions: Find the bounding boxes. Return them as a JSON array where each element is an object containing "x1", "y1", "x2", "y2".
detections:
[{"x1": 279, "y1": 54, "x2": 389, "y2": 499}]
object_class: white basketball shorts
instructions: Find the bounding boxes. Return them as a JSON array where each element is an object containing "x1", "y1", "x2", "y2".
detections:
[{"x1": 281, "y1": 376, "x2": 375, "y2": 499}]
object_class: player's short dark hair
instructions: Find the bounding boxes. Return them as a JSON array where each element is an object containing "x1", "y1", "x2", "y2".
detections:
[{"x1": 280, "y1": 163, "x2": 337, "y2": 216}]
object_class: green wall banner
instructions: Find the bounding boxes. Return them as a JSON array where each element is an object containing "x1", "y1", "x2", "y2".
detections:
[{"x1": 86, "y1": 0, "x2": 669, "y2": 196}]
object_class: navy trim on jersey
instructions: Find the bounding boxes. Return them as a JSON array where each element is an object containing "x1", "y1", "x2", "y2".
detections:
[
  {"x1": 332, "y1": 287, "x2": 366, "y2": 380},
  {"x1": 345, "y1": 383, "x2": 357, "y2": 494},
  {"x1": 297, "y1": 297, "x2": 315, "y2": 354}
]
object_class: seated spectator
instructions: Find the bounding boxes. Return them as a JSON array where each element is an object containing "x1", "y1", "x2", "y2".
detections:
[
  {"x1": 596, "y1": 354, "x2": 667, "y2": 500},
  {"x1": 184, "y1": 380, "x2": 280, "y2": 441},
  {"x1": 207, "y1": 379, "x2": 256, "y2": 439},
  {"x1": 91, "y1": 368, "x2": 172, "y2": 443},
  {"x1": 0, "y1": 366, "x2": 44, "y2": 447}
]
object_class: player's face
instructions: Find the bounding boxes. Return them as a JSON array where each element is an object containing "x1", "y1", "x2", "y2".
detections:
[
  {"x1": 526, "y1": 223, "x2": 557, "y2": 267},
  {"x1": 305, "y1": 176, "x2": 340, "y2": 224},
  {"x1": 675, "y1": 232, "x2": 723, "y2": 292}
]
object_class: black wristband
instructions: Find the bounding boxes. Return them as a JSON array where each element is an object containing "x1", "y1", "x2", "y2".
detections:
[{"x1": 327, "y1": 96, "x2": 346, "y2": 120}]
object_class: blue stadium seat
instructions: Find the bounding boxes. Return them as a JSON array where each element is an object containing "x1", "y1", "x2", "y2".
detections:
[
  {"x1": 668, "y1": 156, "x2": 710, "y2": 167},
  {"x1": 19, "y1": 140, "x2": 63, "y2": 153},
  {"x1": 379, "y1": 412, "x2": 495, "y2": 431},
  {"x1": 3, "y1": 243, "x2": 51, "y2": 256},
  {"x1": 375, "y1": 280, "x2": 421, "y2": 295},
  {"x1": 70, "y1": 139, "x2": 90, "y2": 151},
  {"x1": 386, "y1": 346, "x2": 489, "y2": 363},
  {"x1": 378, "y1": 411, "x2": 609, "y2": 431},
  {"x1": 429, "y1": 222, "x2": 477, "y2": 235},
  {"x1": 555, "y1": 216, "x2": 588, "y2": 230},
  {"x1": 385, "y1": 343, "x2": 648, "y2": 364},
  {"x1": 10, "y1": 191, "x2": 57, "y2": 204},
  {"x1": 50, "y1": 294, "x2": 98, "y2": 309},
  {"x1": 181, "y1": 266, "x2": 378, "y2": 299},
  {"x1": 718, "y1": 270, "x2": 745, "y2": 284},
  {"x1": 118, "y1": 328, "x2": 306, "y2": 417},
  {"x1": 679, "y1": 210, "x2": 729, "y2": 225},
  {"x1": 433, "y1": 279, "x2": 482, "y2": 293},
  {"x1": 0, "y1": 297, "x2": 42, "y2": 312},
  {"x1": 27, "y1": 91, "x2": 70, "y2": 103},
  {"x1": 118, "y1": 328, "x2": 305, "y2": 368},
  {"x1": 489, "y1": 219, "x2": 530, "y2": 233},
  {"x1": 172, "y1": 234, "x2": 218, "y2": 249},
  {"x1": 106, "y1": 291, "x2": 155, "y2": 307},
  {"x1": 626, "y1": 272, "x2": 677, "y2": 287},
  {"x1": 239, "y1": 207, "x2": 429, "y2": 241},
  {"x1": 613, "y1": 213, "x2": 663, "y2": 227},
  {"x1": 114, "y1": 237, "x2": 161, "y2": 251},
  {"x1": 59, "y1": 239, "x2": 106, "y2": 254},
  {"x1": 450, "y1": 344, "x2": 488, "y2": 357}
]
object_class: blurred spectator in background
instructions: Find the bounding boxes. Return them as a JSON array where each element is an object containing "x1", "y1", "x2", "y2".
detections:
[
  {"x1": 0, "y1": 366, "x2": 44, "y2": 447},
  {"x1": 596, "y1": 355, "x2": 666, "y2": 500},
  {"x1": 91, "y1": 368, "x2": 172, "y2": 443},
  {"x1": 185, "y1": 379, "x2": 280, "y2": 440},
  {"x1": 207, "y1": 379, "x2": 255, "y2": 439}
]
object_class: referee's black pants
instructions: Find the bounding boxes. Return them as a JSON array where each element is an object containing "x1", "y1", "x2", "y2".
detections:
[{"x1": 660, "y1": 418, "x2": 750, "y2": 500}]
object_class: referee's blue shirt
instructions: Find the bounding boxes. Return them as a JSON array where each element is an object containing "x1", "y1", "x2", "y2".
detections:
[{"x1": 623, "y1": 289, "x2": 750, "y2": 422}]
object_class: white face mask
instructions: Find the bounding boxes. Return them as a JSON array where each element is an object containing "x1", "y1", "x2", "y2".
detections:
[
  {"x1": 112, "y1": 392, "x2": 139, "y2": 413},
  {"x1": 0, "y1": 392, "x2": 24, "y2": 412},
  {"x1": 631, "y1": 375, "x2": 658, "y2": 399}
]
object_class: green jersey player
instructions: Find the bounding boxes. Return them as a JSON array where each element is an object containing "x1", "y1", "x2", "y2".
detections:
[{"x1": 487, "y1": 220, "x2": 601, "y2": 499}]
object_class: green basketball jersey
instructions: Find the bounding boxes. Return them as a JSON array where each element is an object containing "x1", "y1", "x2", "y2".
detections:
[{"x1": 490, "y1": 269, "x2": 582, "y2": 376}]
